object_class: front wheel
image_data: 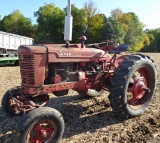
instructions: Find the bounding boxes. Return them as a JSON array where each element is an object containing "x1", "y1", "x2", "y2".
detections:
[
  {"x1": 14, "y1": 107, "x2": 64, "y2": 143},
  {"x1": 109, "y1": 54, "x2": 156, "y2": 118}
]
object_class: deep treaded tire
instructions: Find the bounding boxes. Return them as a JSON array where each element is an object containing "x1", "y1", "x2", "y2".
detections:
[
  {"x1": 14, "y1": 107, "x2": 64, "y2": 143},
  {"x1": 108, "y1": 54, "x2": 156, "y2": 119}
]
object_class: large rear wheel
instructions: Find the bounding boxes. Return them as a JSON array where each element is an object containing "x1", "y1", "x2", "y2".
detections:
[
  {"x1": 109, "y1": 54, "x2": 156, "y2": 118},
  {"x1": 14, "y1": 107, "x2": 64, "y2": 143}
]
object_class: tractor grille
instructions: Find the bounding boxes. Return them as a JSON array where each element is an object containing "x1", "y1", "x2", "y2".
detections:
[{"x1": 19, "y1": 55, "x2": 35, "y2": 85}]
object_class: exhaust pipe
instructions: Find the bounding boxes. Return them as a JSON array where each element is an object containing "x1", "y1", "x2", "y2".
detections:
[{"x1": 64, "y1": 0, "x2": 73, "y2": 48}]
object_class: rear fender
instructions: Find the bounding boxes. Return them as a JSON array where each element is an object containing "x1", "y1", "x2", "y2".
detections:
[{"x1": 114, "y1": 55, "x2": 129, "y2": 68}]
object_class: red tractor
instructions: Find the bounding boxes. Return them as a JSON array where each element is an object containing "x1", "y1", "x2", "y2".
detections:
[{"x1": 1, "y1": 1, "x2": 157, "y2": 143}]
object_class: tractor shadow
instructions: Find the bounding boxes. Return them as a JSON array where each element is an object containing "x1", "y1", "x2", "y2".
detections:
[
  {"x1": 48, "y1": 91, "x2": 125, "y2": 138},
  {"x1": 0, "y1": 91, "x2": 125, "y2": 142},
  {"x1": 0, "y1": 106, "x2": 22, "y2": 143}
]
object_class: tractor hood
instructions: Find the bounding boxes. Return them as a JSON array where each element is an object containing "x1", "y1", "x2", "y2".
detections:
[
  {"x1": 44, "y1": 44, "x2": 107, "y2": 63},
  {"x1": 18, "y1": 44, "x2": 108, "y2": 63}
]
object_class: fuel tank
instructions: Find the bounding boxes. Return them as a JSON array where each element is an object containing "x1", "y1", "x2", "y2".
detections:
[{"x1": 44, "y1": 44, "x2": 108, "y2": 63}]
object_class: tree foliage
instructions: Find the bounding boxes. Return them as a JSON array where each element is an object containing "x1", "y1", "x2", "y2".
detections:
[
  {"x1": 34, "y1": 3, "x2": 65, "y2": 43},
  {"x1": 109, "y1": 10, "x2": 146, "y2": 51},
  {"x1": 82, "y1": 0, "x2": 105, "y2": 43},
  {"x1": 1, "y1": 10, "x2": 33, "y2": 37},
  {"x1": 142, "y1": 29, "x2": 160, "y2": 52},
  {"x1": 110, "y1": 8, "x2": 123, "y2": 20},
  {"x1": 124, "y1": 13, "x2": 145, "y2": 51}
]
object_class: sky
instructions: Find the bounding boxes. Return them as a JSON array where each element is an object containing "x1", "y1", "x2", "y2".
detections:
[{"x1": 0, "y1": 0, "x2": 160, "y2": 30}]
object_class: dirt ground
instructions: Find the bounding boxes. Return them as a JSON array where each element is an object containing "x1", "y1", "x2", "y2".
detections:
[{"x1": 0, "y1": 53, "x2": 160, "y2": 143}]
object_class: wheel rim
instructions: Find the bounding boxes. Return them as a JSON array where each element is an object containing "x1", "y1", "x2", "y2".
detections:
[
  {"x1": 28, "y1": 119, "x2": 57, "y2": 143},
  {"x1": 9, "y1": 97, "x2": 19, "y2": 112},
  {"x1": 127, "y1": 67, "x2": 152, "y2": 110},
  {"x1": 8, "y1": 91, "x2": 21, "y2": 114}
]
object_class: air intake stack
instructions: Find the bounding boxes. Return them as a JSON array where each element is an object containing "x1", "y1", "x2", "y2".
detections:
[{"x1": 64, "y1": 0, "x2": 73, "y2": 48}]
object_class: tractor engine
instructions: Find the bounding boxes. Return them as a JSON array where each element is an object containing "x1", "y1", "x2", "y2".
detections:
[
  {"x1": 46, "y1": 61, "x2": 104, "y2": 96},
  {"x1": 47, "y1": 61, "x2": 103, "y2": 83},
  {"x1": 47, "y1": 62, "x2": 79, "y2": 84}
]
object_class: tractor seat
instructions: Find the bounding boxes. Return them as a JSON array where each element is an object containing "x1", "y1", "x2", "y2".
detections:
[{"x1": 109, "y1": 44, "x2": 130, "y2": 54}]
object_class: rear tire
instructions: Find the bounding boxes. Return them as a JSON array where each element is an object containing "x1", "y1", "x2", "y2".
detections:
[
  {"x1": 109, "y1": 54, "x2": 156, "y2": 119},
  {"x1": 14, "y1": 107, "x2": 64, "y2": 143}
]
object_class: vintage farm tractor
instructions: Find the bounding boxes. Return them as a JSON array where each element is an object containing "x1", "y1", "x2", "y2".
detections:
[{"x1": 1, "y1": 1, "x2": 157, "y2": 143}]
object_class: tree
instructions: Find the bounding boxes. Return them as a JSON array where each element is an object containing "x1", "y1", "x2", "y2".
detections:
[
  {"x1": 110, "y1": 17, "x2": 126, "y2": 43},
  {"x1": 34, "y1": 3, "x2": 65, "y2": 43},
  {"x1": 82, "y1": 0, "x2": 105, "y2": 43},
  {"x1": 101, "y1": 17, "x2": 125, "y2": 44},
  {"x1": 144, "y1": 28, "x2": 160, "y2": 52},
  {"x1": 119, "y1": 13, "x2": 145, "y2": 51},
  {"x1": 118, "y1": 13, "x2": 132, "y2": 31},
  {"x1": 1, "y1": 10, "x2": 33, "y2": 37},
  {"x1": 101, "y1": 16, "x2": 112, "y2": 41},
  {"x1": 108, "y1": 9, "x2": 126, "y2": 44},
  {"x1": 110, "y1": 8, "x2": 123, "y2": 20},
  {"x1": 109, "y1": 10, "x2": 147, "y2": 51}
]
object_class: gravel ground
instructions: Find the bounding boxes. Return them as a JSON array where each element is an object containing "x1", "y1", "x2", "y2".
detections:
[{"x1": 0, "y1": 53, "x2": 160, "y2": 143}]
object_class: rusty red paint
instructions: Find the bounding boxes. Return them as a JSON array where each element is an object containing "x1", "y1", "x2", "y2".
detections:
[{"x1": 29, "y1": 120, "x2": 56, "y2": 143}]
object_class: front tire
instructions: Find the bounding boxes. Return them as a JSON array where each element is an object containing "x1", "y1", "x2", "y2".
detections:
[
  {"x1": 109, "y1": 54, "x2": 156, "y2": 118},
  {"x1": 14, "y1": 107, "x2": 64, "y2": 143}
]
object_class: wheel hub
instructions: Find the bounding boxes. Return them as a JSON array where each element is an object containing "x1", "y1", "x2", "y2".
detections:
[
  {"x1": 40, "y1": 130, "x2": 48, "y2": 138},
  {"x1": 29, "y1": 120, "x2": 55, "y2": 143},
  {"x1": 133, "y1": 78, "x2": 146, "y2": 99},
  {"x1": 128, "y1": 76, "x2": 150, "y2": 105}
]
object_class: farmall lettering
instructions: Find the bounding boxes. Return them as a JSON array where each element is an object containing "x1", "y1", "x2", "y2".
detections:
[
  {"x1": 59, "y1": 51, "x2": 81, "y2": 56},
  {"x1": 59, "y1": 51, "x2": 71, "y2": 56}
]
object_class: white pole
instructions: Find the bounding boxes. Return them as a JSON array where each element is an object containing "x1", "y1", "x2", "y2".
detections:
[
  {"x1": 64, "y1": 0, "x2": 73, "y2": 43},
  {"x1": 67, "y1": 0, "x2": 71, "y2": 16}
]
